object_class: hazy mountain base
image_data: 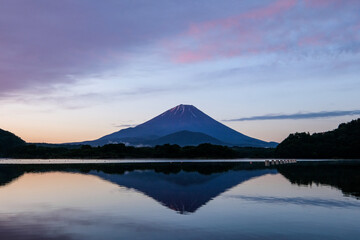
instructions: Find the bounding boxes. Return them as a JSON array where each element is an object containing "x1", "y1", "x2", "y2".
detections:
[{"x1": 7, "y1": 143, "x2": 273, "y2": 159}]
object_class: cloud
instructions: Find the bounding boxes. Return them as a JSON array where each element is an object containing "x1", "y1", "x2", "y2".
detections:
[
  {"x1": 165, "y1": 0, "x2": 360, "y2": 63},
  {"x1": 303, "y1": 0, "x2": 360, "y2": 7},
  {"x1": 0, "y1": 0, "x2": 247, "y2": 96},
  {"x1": 113, "y1": 124, "x2": 137, "y2": 128},
  {"x1": 167, "y1": 0, "x2": 297, "y2": 63},
  {"x1": 1, "y1": 0, "x2": 360, "y2": 107},
  {"x1": 224, "y1": 110, "x2": 360, "y2": 121}
]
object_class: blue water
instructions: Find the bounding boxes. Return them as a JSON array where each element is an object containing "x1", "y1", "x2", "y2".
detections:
[{"x1": 0, "y1": 161, "x2": 358, "y2": 239}]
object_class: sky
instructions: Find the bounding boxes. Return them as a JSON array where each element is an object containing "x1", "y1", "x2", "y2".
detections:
[{"x1": 0, "y1": 0, "x2": 359, "y2": 143}]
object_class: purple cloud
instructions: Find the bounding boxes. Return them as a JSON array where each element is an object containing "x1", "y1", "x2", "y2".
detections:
[
  {"x1": 0, "y1": 0, "x2": 359, "y2": 99},
  {"x1": 0, "y1": 1, "x2": 210, "y2": 95}
]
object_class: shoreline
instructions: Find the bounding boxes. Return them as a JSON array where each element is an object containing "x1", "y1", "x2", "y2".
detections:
[{"x1": 0, "y1": 158, "x2": 356, "y2": 164}]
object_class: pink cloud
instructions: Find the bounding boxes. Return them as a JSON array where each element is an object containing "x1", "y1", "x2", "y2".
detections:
[
  {"x1": 165, "y1": 0, "x2": 360, "y2": 64},
  {"x1": 304, "y1": 0, "x2": 337, "y2": 7},
  {"x1": 298, "y1": 35, "x2": 328, "y2": 47},
  {"x1": 355, "y1": 22, "x2": 360, "y2": 31},
  {"x1": 175, "y1": 51, "x2": 211, "y2": 63},
  {"x1": 240, "y1": 0, "x2": 297, "y2": 20},
  {"x1": 186, "y1": 0, "x2": 297, "y2": 37},
  {"x1": 304, "y1": 0, "x2": 359, "y2": 7},
  {"x1": 168, "y1": 0, "x2": 298, "y2": 63}
]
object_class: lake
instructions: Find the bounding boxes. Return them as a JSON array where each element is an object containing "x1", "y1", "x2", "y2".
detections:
[{"x1": 0, "y1": 160, "x2": 359, "y2": 239}]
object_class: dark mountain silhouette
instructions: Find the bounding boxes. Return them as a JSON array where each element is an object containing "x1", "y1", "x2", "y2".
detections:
[
  {"x1": 149, "y1": 130, "x2": 225, "y2": 146},
  {"x1": 78, "y1": 104, "x2": 276, "y2": 147},
  {"x1": 276, "y1": 118, "x2": 360, "y2": 158},
  {"x1": 0, "y1": 128, "x2": 26, "y2": 156}
]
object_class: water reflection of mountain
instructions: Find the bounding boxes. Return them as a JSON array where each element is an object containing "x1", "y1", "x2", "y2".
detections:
[
  {"x1": 0, "y1": 161, "x2": 359, "y2": 213},
  {"x1": 91, "y1": 169, "x2": 275, "y2": 214}
]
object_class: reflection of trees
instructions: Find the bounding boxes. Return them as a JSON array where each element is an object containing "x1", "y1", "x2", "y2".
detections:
[
  {"x1": 278, "y1": 161, "x2": 360, "y2": 199},
  {"x1": 0, "y1": 165, "x2": 25, "y2": 186},
  {"x1": 0, "y1": 162, "x2": 264, "y2": 187},
  {"x1": 0, "y1": 162, "x2": 274, "y2": 214},
  {"x1": 0, "y1": 162, "x2": 269, "y2": 179},
  {"x1": 1, "y1": 161, "x2": 359, "y2": 213}
]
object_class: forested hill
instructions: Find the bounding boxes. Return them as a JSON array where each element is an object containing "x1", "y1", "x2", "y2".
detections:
[
  {"x1": 275, "y1": 118, "x2": 360, "y2": 158},
  {"x1": 0, "y1": 129, "x2": 26, "y2": 156}
]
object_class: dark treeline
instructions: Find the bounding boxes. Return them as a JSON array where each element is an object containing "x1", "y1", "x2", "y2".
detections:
[
  {"x1": 275, "y1": 118, "x2": 360, "y2": 159},
  {"x1": 0, "y1": 162, "x2": 268, "y2": 186},
  {"x1": 9, "y1": 143, "x2": 240, "y2": 159},
  {"x1": 1, "y1": 141, "x2": 275, "y2": 159}
]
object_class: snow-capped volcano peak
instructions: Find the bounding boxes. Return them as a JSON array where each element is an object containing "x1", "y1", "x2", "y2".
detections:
[
  {"x1": 86, "y1": 104, "x2": 276, "y2": 147},
  {"x1": 163, "y1": 104, "x2": 199, "y2": 118}
]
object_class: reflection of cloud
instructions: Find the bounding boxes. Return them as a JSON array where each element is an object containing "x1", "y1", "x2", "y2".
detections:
[
  {"x1": 0, "y1": 215, "x2": 74, "y2": 240},
  {"x1": 226, "y1": 195, "x2": 360, "y2": 208},
  {"x1": 0, "y1": 207, "x2": 199, "y2": 239},
  {"x1": 224, "y1": 110, "x2": 360, "y2": 121}
]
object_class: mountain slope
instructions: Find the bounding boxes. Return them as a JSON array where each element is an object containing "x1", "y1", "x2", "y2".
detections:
[
  {"x1": 80, "y1": 104, "x2": 276, "y2": 147},
  {"x1": 149, "y1": 130, "x2": 225, "y2": 146},
  {"x1": 0, "y1": 128, "x2": 26, "y2": 156}
]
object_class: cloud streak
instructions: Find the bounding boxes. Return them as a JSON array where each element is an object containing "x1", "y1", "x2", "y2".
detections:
[
  {"x1": 225, "y1": 110, "x2": 360, "y2": 121},
  {"x1": 113, "y1": 124, "x2": 137, "y2": 128}
]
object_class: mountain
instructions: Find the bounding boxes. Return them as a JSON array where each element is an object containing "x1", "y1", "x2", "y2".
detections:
[
  {"x1": 276, "y1": 118, "x2": 360, "y2": 158},
  {"x1": 79, "y1": 104, "x2": 276, "y2": 147},
  {"x1": 149, "y1": 130, "x2": 225, "y2": 146},
  {"x1": 90, "y1": 169, "x2": 275, "y2": 214},
  {"x1": 0, "y1": 128, "x2": 26, "y2": 156}
]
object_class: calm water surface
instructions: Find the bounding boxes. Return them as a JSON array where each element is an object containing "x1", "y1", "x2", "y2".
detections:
[{"x1": 0, "y1": 161, "x2": 359, "y2": 239}]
